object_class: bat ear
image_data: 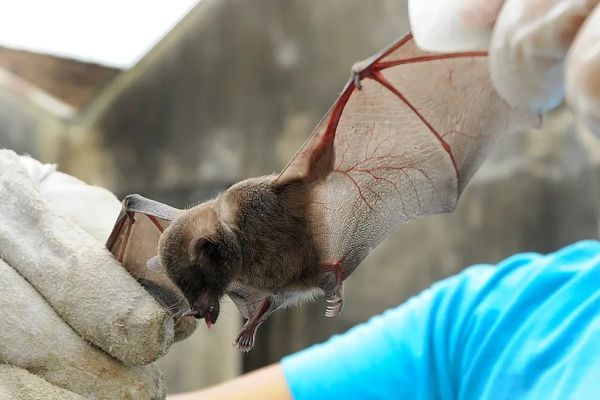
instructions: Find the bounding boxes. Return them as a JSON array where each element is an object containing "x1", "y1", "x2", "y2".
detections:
[
  {"x1": 146, "y1": 255, "x2": 164, "y2": 272},
  {"x1": 189, "y1": 237, "x2": 211, "y2": 264}
]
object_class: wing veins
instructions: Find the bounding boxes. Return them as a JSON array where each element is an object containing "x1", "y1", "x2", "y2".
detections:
[
  {"x1": 374, "y1": 52, "x2": 487, "y2": 71},
  {"x1": 370, "y1": 70, "x2": 460, "y2": 189}
]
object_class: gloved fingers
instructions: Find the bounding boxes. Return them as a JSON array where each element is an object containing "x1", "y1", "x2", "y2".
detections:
[
  {"x1": 18, "y1": 154, "x2": 197, "y2": 342},
  {"x1": 0, "y1": 259, "x2": 166, "y2": 399},
  {"x1": 409, "y1": 0, "x2": 505, "y2": 51},
  {"x1": 0, "y1": 365, "x2": 85, "y2": 400},
  {"x1": 0, "y1": 150, "x2": 174, "y2": 365},
  {"x1": 137, "y1": 277, "x2": 198, "y2": 342},
  {"x1": 18, "y1": 154, "x2": 122, "y2": 244},
  {"x1": 490, "y1": 0, "x2": 599, "y2": 112},
  {"x1": 566, "y1": 3, "x2": 600, "y2": 136}
]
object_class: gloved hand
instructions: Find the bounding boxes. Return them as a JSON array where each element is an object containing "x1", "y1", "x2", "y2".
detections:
[
  {"x1": 0, "y1": 149, "x2": 193, "y2": 399},
  {"x1": 409, "y1": 0, "x2": 600, "y2": 134}
]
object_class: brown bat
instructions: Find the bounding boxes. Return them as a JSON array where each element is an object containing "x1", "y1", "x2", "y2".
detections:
[{"x1": 106, "y1": 33, "x2": 539, "y2": 351}]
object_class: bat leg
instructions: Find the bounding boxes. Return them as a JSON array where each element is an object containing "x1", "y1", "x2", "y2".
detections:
[
  {"x1": 321, "y1": 263, "x2": 344, "y2": 317},
  {"x1": 234, "y1": 297, "x2": 273, "y2": 352}
]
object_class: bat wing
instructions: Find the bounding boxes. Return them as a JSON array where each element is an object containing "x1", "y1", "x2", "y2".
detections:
[
  {"x1": 106, "y1": 194, "x2": 197, "y2": 340},
  {"x1": 277, "y1": 33, "x2": 540, "y2": 277},
  {"x1": 226, "y1": 282, "x2": 272, "y2": 321},
  {"x1": 107, "y1": 194, "x2": 178, "y2": 269}
]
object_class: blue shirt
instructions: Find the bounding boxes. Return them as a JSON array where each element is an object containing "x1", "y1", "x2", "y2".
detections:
[{"x1": 282, "y1": 240, "x2": 600, "y2": 399}]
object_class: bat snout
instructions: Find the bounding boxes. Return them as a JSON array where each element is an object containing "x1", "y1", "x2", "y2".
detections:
[{"x1": 191, "y1": 294, "x2": 220, "y2": 328}]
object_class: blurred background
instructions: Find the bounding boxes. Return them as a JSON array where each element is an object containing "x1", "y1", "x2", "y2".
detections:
[{"x1": 1, "y1": 0, "x2": 600, "y2": 395}]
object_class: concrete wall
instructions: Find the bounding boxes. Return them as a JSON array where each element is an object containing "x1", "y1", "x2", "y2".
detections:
[
  {"x1": 63, "y1": 0, "x2": 411, "y2": 194},
  {"x1": 2, "y1": 0, "x2": 600, "y2": 394}
]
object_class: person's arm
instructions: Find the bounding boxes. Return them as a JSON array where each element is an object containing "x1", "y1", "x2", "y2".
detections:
[{"x1": 167, "y1": 364, "x2": 291, "y2": 400}]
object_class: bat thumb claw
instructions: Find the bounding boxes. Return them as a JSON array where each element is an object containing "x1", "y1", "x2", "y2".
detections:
[{"x1": 353, "y1": 73, "x2": 362, "y2": 90}]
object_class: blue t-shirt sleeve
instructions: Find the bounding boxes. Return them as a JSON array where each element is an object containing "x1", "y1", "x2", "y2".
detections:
[{"x1": 281, "y1": 240, "x2": 600, "y2": 400}]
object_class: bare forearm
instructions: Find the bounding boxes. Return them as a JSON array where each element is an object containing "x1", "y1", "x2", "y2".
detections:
[{"x1": 167, "y1": 364, "x2": 292, "y2": 400}]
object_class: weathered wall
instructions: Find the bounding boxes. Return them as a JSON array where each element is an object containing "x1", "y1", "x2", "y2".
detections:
[
  {"x1": 1, "y1": 0, "x2": 600, "y2": 394},
  {"x1": 0, "y1": 47, "x2": 119, "y2": 108},
  {"x1": 64, "y1": 0, "x2": 411, "y2": 194}
]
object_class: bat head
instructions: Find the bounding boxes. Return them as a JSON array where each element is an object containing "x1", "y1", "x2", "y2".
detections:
[{"x1": 158, "y1": 199, "x2": 241, "y2": 328}]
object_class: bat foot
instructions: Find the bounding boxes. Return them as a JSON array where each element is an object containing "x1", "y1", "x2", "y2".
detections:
[
  {"x1": 233, "y1": 297, "x2": 272, "y2": 351},
  {"x1": 234, "y1": 326, "x2": 257, "y2": 352},
  {"x1": 321, "y1": 263, "x2": 344, "y2": 317},
  {"x1": 324, "y1": 281, "x2": 344, "y2": 317},
  {"x1": 325, "y1": 296, "x2": 342, "y2": 317}
]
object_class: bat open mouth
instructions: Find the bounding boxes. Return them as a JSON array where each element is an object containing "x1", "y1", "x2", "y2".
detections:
[
  {"x1": 187, "y1": 297, "x2": 219, "y2": 329},
  {"x1": 205, "y1": 306, "x2": 215, "y2": 329}
]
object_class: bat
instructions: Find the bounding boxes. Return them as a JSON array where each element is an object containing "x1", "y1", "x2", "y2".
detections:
[{"x1": 106, "y1": 33, "x2": 539, "y2": 351}]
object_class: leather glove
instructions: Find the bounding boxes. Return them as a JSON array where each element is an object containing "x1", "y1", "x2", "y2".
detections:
[
  {"x1": 0, "y1": 149, "x2": 193, "y2": 399},
  {"x1": 409, "y1": 0, "x2": 600, "y2": 134}
]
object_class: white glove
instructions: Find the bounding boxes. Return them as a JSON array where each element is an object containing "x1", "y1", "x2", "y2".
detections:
[
  {"x1": 0, "y1": 149, "x2": 180, "y2": 399},
  {"x1": 409, "y1": 0, "x2": 600, "y2": 134}
]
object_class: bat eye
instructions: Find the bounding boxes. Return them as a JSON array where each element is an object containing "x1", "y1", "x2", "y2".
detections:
[{"x1": 188, "y1": 237, "x2": 221, "y2": 264}]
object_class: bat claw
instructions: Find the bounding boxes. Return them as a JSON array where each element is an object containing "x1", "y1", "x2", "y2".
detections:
[
  {"x1": 235, "y1": 335, "x2": 253, "y2": 352},
  {"x1": 321, "y1": 264, "x2": 344, "y2": 317},
  {"x1": 235, "y1": 324, "x2": 258, "y2": 352},
  {"x1": 324, "y1": 297, "x2": 342, "y2": 318}
]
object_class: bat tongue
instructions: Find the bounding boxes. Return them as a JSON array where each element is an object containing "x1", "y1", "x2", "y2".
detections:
[{"x1": 204, "y1": 312, "x2": 213, "y2": 329}]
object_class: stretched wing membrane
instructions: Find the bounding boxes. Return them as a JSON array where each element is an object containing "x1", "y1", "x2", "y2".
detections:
[{"x1": 278, "y1": 33, "x2": 539, "y2": 277}]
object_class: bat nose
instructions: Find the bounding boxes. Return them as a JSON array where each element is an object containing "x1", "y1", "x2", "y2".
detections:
[{"x1": 189, "y1": 302, "x2": 218, "y2": 320}]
